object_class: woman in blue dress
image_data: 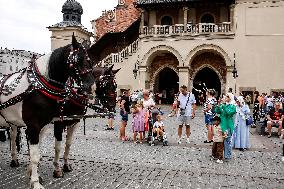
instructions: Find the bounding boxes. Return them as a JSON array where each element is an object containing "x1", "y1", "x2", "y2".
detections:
[{"x1": 233, "y1": 96, "x2": 251, "y2": 151}]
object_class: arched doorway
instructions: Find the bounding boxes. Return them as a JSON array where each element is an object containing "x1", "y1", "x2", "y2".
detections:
[
  {"x1": 189, "y1": 51, "x2": 227, "y2": 103},
  {"x1": 193, "y1": 67, "x2": 221, "y2": 103},
  {"x1": 154, "y1": 67, "x2": 179, "y2": 104}
]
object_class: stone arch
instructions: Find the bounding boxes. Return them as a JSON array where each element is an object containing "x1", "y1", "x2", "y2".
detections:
[
  {"x1": 141, "y1": 45, "x2": 184, "y2": 67},
  {"x1": 191, "y1": 64, "x2": 222, "y2": 83},
  {"x1": 188, "y1": 49, "x2": 228, "y2": 94},
  {"x1": 150, "y1": 64, "x2": 178, "y2": 90},
  {"x1": 185, "y1": 44, "x2": 232, "y2": 68}
]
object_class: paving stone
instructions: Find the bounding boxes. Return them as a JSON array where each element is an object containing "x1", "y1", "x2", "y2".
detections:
[{"x1": 0, "y1": 106, "x2": 283, "y2": 188}]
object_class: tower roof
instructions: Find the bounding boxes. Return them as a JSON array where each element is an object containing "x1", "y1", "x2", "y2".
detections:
[{"x1": 62, "y1": 0, "x2": 83, "y2": 15}]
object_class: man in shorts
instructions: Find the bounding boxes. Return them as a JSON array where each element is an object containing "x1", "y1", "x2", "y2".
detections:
[
  {"x1": 177, "y1": 85, "x2": 196, "y2": 144},
  {"x1": 119, "y1": 90, "x2": 131, "y2": 141}
]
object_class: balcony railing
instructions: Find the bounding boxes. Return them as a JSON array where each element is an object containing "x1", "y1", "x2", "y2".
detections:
[
  {"x1": 99, "y1": 39, "x2": 139, "y2": 66},
  {"x1": 141, "y1": 22, "x2": 232, "y2": 36}
]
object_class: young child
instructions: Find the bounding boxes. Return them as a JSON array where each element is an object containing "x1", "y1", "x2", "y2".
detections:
[
  {"x1": 153, "y1": 115, "x2": 165, "y2": 140},
  {"x1": 132, "y1": 103, "x2": 145, "y2": 144},
  {"x1": 212, "y1": 116, "x2": 225, "y2": 164},
  {"x1": 169, "y1": 95, "x2": 178, "y2": 117}
]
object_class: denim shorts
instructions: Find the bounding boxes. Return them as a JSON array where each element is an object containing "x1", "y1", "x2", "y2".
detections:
[
  {"x1": 205, "y1": 114, "x2": 214, "y2": 125},
  {"x1": 120, "y1": 110, "x2": 128, "y2": 122}
]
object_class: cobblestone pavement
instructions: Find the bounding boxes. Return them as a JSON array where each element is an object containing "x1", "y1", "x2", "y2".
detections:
[{"x1": 0, "y1": 106, "x2": 283, "y2": 189}]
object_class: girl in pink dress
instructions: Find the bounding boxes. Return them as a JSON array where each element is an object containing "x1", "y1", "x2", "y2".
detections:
[{"x1": 132, "y1": 103, "x2": 145, "y2": 143}]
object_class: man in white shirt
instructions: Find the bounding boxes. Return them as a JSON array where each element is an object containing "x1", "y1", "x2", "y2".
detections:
[{"x1": 177, "y1": 85, "x2": 196, "y2": 144}]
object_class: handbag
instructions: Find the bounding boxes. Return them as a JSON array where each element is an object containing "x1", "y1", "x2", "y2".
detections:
[{"x1": 246, "y1": 116, "x2": 253, "y2": 126}]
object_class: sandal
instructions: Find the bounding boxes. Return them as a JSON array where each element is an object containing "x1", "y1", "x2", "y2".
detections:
[{"x1": 268, "y1": 135, "x2": 272, "y2": 138}]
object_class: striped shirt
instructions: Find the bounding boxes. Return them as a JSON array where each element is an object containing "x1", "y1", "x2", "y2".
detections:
[{"x1": 203, "y1": 97, "x2": 217, "y2": 116}]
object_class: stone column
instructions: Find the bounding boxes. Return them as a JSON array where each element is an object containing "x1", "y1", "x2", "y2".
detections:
[
  {"x1": 138, "y1": 66, "x2": 147, "y2": 90},
  {"x1": 140, "y1": 10, "x2": 145, "y2": 34},
  {"x1": 183, "y1": 7, "x2": 188, "y2": 33},
  {"x1": 226, "y1": 66, "x2": 234, "y2": 94},
  {"x1": 229, "y1": 4, "x2": 235, "y2": 32},
  {"x1": 178, "y1": 66, "x2": 189, "y2": 89}
]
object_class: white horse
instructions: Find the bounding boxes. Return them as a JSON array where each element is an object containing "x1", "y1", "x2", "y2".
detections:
[{"x1": 1, "y1": 35, "x2": 95, "y2": 189}]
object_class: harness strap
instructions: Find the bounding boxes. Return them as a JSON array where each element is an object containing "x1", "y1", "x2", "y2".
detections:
[
  {"x1": 0, "y1": 88, "x2": 34, "y2": 111},
  {"x1": 0, "y1": 75, "x2": 11, "y2": 94}
]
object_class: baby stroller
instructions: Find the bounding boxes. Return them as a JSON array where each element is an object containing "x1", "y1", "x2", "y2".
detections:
[{"x1": 147, "y1": 107, "x2": 168, "y2": 146}]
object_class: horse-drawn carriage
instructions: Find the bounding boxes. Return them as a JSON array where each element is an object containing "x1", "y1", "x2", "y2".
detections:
[{"x1": 0, "y1": 35, "x2": 119, "y2": 189}]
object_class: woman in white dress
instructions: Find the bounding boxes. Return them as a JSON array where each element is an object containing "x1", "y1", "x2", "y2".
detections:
[{"x1": 233, "y1": 96, "x2": 251, "y2": 151}]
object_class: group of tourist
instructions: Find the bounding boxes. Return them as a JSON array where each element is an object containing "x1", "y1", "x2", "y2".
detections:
[
  {"x1": 105, "y1": 86, "x2": 284, "y2": 163},
  {"x1": 252, "y1": 91, "x2": 284, "y2": 137},
  {"x1": 118, "y1": 90, "x2": 159, "y2": 143}
]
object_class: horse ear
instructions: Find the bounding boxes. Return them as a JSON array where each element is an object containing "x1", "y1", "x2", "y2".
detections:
[
  {"x1": 112, "y1": 68, "x2": 121, "y2": 74},
  {"x1": 82, "y1": 40, "x2": 91, "y2": 49},
  {"x1": 71, "y1": 33, "x2": 80, "y2": 49},
  {"x1": 106, "y1": 64, "x2": 114, "y2": 73},
  {"x1": 109, "y1": 64, "x2": 114, "y2": 70}
]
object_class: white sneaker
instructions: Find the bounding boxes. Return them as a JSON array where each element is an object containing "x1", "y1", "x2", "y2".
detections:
[
  {"x1": 186, "y1": 138, "x2": 190, "y2": 144},
  {"x1": 281, "y1": 157, "x2": 284, "y2": 162},
  {"x1": 177, "y1": 139, "x2": 181, "y2": 144},
  {"x1": 216, "y1": 159, "x2": 223, "y2": 164}
]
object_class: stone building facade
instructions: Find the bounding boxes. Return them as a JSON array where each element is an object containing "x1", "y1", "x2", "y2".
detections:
[
  {"x1": 50, "y1": 0, "x2": 284, "y2": 98},
  {"x1": 0, "y1": 47, "x2": 42, "y2": 75},
  {"x1": 90, "y1": 0, "x2": 284, "y2": 98}
]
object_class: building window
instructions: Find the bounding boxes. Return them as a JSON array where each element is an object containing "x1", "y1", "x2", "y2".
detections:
[
  {"x1": 201, "y1": 13, "x2": 215, "y2": 23},
  {"x1": 161, "y1": 16, "x2": 173, "y2": 25}
]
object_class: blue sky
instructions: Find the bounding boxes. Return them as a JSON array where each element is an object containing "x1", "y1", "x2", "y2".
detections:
[{"x1": 0, "y1": 0, "x2": 117, "y2": 54}]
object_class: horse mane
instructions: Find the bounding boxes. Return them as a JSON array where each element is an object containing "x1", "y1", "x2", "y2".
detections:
[{"x1": 48, "y1": 45, "x2": 71, "y2": 84}]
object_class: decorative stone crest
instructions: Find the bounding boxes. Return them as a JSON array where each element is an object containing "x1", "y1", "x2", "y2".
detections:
[
  {"x1": 102, "y1": 10, "x2": 116, "y2": 22},
  {"x1": 118, "y1": 0, "x2": 126, "y2": 6}
]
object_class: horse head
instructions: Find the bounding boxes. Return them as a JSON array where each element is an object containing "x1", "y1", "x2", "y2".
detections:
[
  {"x1": 92, "y1": 65, "x2": 120, "y2": 112},
  {"x1": 66, "y1": 35, "x2": 95, "y2": 95}
]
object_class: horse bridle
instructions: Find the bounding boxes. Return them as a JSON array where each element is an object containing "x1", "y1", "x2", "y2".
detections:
[
  {"x1": 96, "y1": 74, "x2": 117, "y2": 110},
  {"x1": 66, "y1": 46, "x2": 93, "y2": 90}
]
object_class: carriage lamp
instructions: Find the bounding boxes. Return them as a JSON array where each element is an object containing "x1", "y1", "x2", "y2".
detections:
[
  {"x1": 232, "y1": 66, "x2": 238, "y2": 79},
  {"x1": 133, "y1": 63, "x2": 138, "y2": 79},
  {"x1": 133, "y1": 57, "x2": 140, "y2": 80},
  {"x1": 232, "y1": 53, "x2": 238, "y2": 79},
  {"x1": 232, "y1": 53, "x2": 238, "y2": 93}
]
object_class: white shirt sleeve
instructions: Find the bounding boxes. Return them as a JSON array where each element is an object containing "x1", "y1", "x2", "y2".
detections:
[{"x1": 190, "y1": 93, "x2": 196, "y2": 104}]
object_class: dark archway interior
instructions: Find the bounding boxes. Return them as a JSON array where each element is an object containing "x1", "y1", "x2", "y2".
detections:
[
  {"x1": 201, "y1": 14, "x2": 215, "y2": 23},
  {"x1": 161, "y1": 16, "x2": 173, "y2": 25},
  {"x1": 156, "y1": 67, "x2": 179, "y2": 104},
  {"x1": 193, "y1": 67, "x2": 221, "y2": 104}
]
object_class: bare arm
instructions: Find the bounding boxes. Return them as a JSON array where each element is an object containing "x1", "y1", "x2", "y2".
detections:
[{"x1": 267, "y1": 114, "x2": 272, "y2": 122}]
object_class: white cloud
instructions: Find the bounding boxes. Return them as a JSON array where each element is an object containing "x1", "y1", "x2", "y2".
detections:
[{"x1": 0, "y1": 0, "x2": 117, "y2": 54}]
